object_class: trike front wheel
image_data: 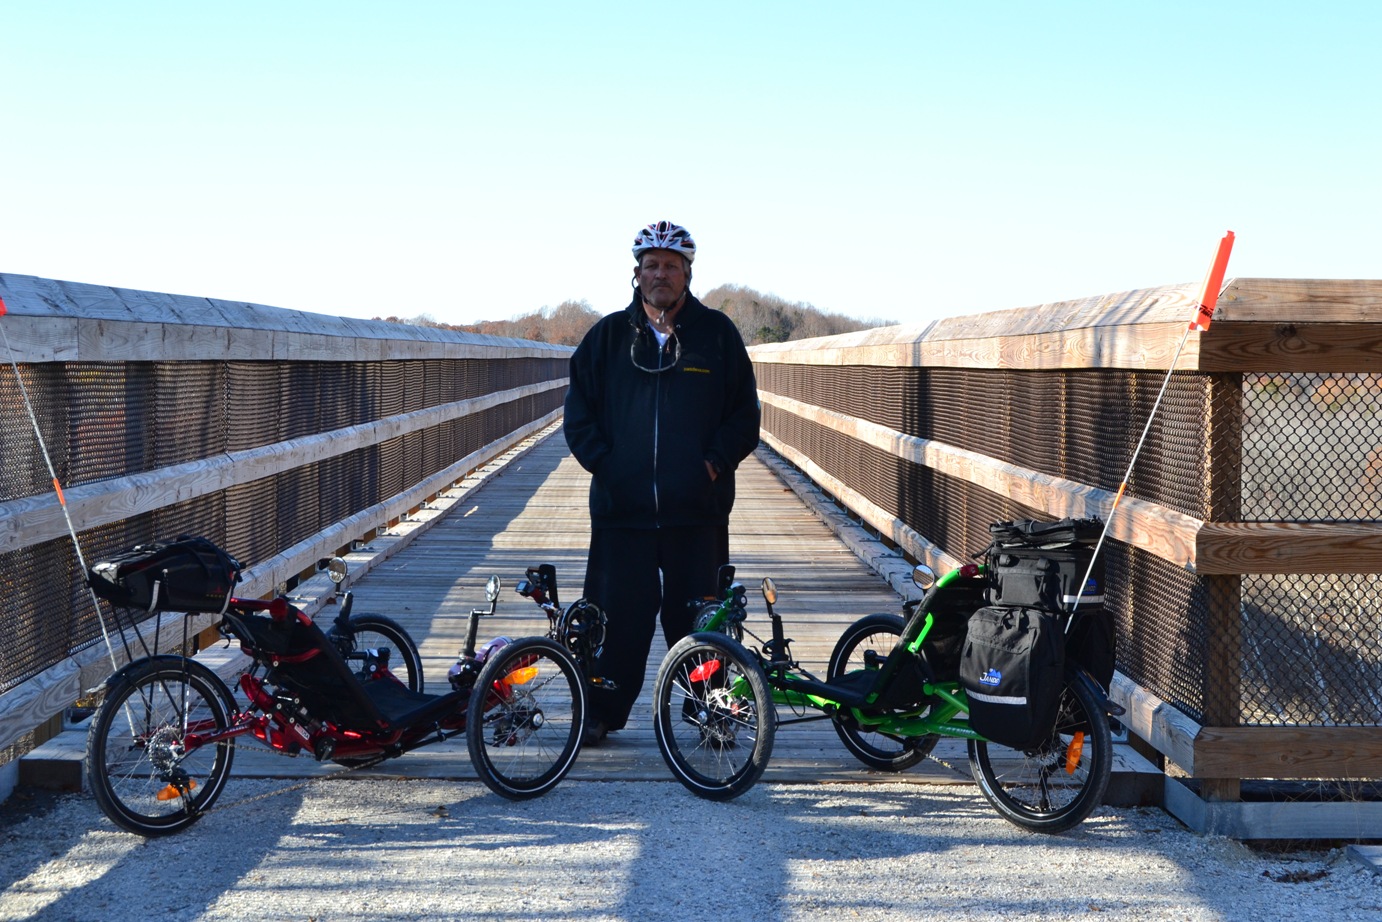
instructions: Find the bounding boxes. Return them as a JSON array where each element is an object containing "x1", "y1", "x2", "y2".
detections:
[
  {"x1": 827, "y1": 613, "x2": 938, "y2": 771},
  {"x1": 466, "y1": 637, "x2": 585, "y2": 800},
  {"x1": 967, "y1": 672, "x2": 1113, "y2": 834},
  {"x1": 85, "y1": 656, "x2": 238, "y2": 836},
  {"x1": 653, "y1": 632, "x2": 775, "y2": 800}
]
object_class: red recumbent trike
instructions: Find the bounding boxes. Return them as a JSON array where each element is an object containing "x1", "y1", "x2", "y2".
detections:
[{"x1": 82, "y1": 536, "x2": 585, "y2": 836}]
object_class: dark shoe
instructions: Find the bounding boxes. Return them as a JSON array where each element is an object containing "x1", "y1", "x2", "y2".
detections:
[{"x1": 582, "y1": 719, "x2": 608, "y2": 747}]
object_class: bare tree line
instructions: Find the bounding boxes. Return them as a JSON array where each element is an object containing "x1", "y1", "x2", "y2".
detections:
[
  {"x1": 701, "y1": 284, "x2": 893, "y2": 345},
  {"x1": 376, "y1": 285, "x2": 892, "y2": 346}
]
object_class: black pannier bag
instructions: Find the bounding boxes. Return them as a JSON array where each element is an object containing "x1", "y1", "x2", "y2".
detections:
[
  {"x1": 960, "y1": 605, "x2": 1064, "y2": 749},
  {"x1": 1067, "y1": 610, "x2": 1115, "y2": 691},
  {"x1": 987, "y1": 517, "x2": 1105, "y2": 613},
  {"x1": 88, "y1": 536, "x2": 241, "y2": 613}
]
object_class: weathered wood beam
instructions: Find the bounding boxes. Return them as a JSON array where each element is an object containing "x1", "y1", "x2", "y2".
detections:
[
  {"x1": 1196, "y1": 522, "x2": 1382, "y2": 574},
  {"x1": 1193, "y1": 726, "x2": 1382, "y2": 779},
  {"x1": 748, "y1": 278, "x2": 1382, "y2": 373}
]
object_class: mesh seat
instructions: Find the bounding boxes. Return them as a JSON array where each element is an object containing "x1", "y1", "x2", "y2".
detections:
[{"x1": 225, "y1": 610, "x2": 463, "y2": 730}]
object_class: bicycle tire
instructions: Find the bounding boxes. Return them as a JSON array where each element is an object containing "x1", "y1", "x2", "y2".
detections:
[
  {"x1": 653, "y1": 632, "x2": 775, "y2": 800},
  {"x1": 967, "y1": 671, "x2": 1113, "y2": 834},
  {"x1": 85, "y1": 656, "x2": 238, "y2": 836},
  {"x1": 333, "y1": 613, "x2": 424, "y2": 692},
  {"x1": 467, "y1": 637, "x2": 585, "y2": 800},
  {"x1": 827, "y1": 613, "x2": 938, "y2": 771}
]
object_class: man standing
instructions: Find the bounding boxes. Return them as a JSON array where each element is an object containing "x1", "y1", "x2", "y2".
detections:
[{"x1": 563, "y1": 220, "x2": 760, "y2": 744}]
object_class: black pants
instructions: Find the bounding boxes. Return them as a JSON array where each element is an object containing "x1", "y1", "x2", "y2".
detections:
[{"x1": 581, "y1": 525, "x2": 725, "y2": 730}]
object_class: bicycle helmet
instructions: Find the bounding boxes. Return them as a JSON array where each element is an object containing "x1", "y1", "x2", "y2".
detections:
[{"x1": 632, "y1": 220, "x2": 696, "y2": 264}]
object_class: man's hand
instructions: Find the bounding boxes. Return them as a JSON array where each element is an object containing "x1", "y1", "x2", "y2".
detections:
[{"x1": 705, "y1": 460, "x2": 719, "y2": 482}]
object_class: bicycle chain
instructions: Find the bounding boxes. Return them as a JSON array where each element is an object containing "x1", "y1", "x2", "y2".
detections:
[{"x1": 922, "y1": 744, "x2": 972, "y2": 779}]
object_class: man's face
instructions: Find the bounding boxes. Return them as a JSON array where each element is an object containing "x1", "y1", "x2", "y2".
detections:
[{"x1": 635, "y1": 249, "x2": 689, "y2": 311}]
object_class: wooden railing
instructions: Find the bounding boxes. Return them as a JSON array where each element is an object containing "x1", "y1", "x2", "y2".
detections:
[
  {"x1": 0, "y1": 272, "x2": 572, "y2": 757},
  {"x1": 750, "y1": 278, "x2": 1382, "y2": 814}
]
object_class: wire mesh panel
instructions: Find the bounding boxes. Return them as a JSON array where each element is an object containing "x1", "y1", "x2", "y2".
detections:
[
  {"x1": 67, "y1": 364, "x2": 155, "y2": 487},
  {"x1": 277, "y1": 462, "x2": 322, "y2": 550},
  {"x1": 225, "y1": 476, "x2": 279, "y2": 569},
  {"x1": 226, "y1": 363, "x2": 283, "y2": 451},
  {"x1": 0, "y1": 365, "x2": 69, "y2": 502},
  {"x1": 1, "y1": 540, "x2": 80, "y2": 694},
  {"x1": 1235, "y1": 372, "x2": 1382, "y2": 727},
  {"x1": 153, "y1": 362, "x2": 226, "y2": 468},
  {"x1": 282, "y1": 364, "x2": 321, "y2": 442}
]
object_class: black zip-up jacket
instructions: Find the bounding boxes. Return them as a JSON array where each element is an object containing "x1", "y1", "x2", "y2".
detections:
[{"x1": 563, "y1": 291, "x2": 760, "y2": 529}]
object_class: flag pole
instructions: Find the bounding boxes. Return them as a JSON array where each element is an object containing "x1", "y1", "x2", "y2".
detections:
[{"x1": 1069, "y1": 231, "x2": 1236, "y2": 622}]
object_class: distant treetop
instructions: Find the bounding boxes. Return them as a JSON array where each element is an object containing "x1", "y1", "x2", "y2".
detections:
[{"x1": 375, "y1": 286, "x2": 892, "y2": 346}]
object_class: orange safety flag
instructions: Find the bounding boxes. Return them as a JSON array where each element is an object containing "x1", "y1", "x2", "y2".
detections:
[
  {"x1": 1189, "y1": 231, "x2": 1235, "y2": 332},
  {"x1": 0, "y1": 294, "x2": 7, "y2": 316}
]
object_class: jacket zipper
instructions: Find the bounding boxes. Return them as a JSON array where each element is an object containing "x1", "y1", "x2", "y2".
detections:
[{"x1": 652, "y1": 334, "x2": 663, "y2": 524}]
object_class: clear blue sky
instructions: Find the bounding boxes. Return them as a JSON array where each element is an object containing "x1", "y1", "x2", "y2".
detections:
[{"x1": 3, "y1": 1, "x2": 1377, "y2": 328}]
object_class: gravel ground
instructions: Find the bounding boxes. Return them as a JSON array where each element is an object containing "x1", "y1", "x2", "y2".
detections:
[{"x1": 2, "y1": 778, "x2": 1379, "y2": 922}]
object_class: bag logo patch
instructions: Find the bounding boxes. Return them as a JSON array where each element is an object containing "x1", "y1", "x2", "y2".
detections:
[{"x1": 979, "y1": 668, "x2": 1002, "y2": 687}]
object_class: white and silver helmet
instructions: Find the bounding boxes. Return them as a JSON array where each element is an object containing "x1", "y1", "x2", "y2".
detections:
[{"x1": 632, "y1": 220, "x2": 696, "y2": 263}]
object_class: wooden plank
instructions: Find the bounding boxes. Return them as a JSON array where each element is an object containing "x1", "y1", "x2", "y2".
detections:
[
  {"x1": 1110, "y1": 673, "x2": 1199, "y2": 775},
  {"x1": 1192, "y1": 726, "x2": 1382, "y2": 779},
  {"x1": 1196, "y1": 521, "x2": 1382, "y2": 574},
  {"x1": 751, "y1": 322, "x2": 1202, "y2": 373},
  {"x1": 1198, "y1": 321, "x2": 1382, "y2": 373},
  {"x1": 1217, "y1": 278, "x2": 1382, "y2": 322},
  {"x1": 0, "y1": 271, "x2": 574, "y2": 364},
  {"x1": 747, "y1": 279, "x2": 1382, "y2": 373}
]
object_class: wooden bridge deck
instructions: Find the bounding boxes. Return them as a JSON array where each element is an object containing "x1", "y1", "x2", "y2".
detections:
[{"x1": 231, "y1": 427, "x2": 981, "y2": 785}]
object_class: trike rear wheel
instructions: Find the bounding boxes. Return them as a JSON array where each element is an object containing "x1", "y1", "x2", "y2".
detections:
[
  {"x1": 653, "y1": 632, "x2": 775, "y2": 800},
  {"x1": 466, "y1": 637, "x2": 585, "y2": 800},
  {"x1": 85, "y1": 656, "x2": 238, "y2": 836},
  {"x1": 827, "y1": 614, "x2": 938, "y2": 771},
  {"x1": 967, "y1": 672, "x2": 1113, "y2": 834}
]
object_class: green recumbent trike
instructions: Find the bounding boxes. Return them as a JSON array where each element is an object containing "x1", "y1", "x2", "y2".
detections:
[{"x1": 651, "y1": 518, "x2": 1123, "y2": 834}]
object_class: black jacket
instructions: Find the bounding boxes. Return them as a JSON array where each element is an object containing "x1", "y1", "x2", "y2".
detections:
[{"x1": 563, "y1": 291, "x2": 760, "y2": 529}]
